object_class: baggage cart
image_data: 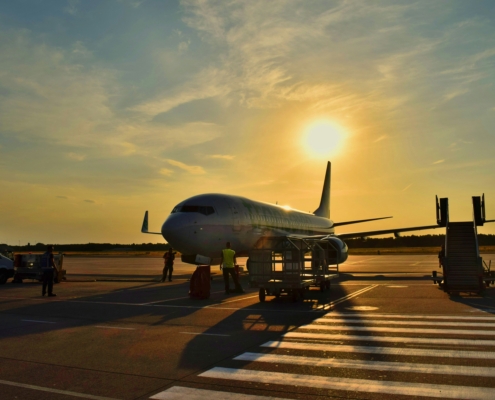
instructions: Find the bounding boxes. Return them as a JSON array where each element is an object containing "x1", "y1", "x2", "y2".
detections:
[{"x1": 248, "y1": 236, "x2": 339, "y2": 302}]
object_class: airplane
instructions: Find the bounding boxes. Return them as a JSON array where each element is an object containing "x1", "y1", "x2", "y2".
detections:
[{"x1": 141, "y1": 162, "x2": 442, "y2": 266}]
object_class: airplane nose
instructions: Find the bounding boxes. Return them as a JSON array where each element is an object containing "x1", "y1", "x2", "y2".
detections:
[{"x1": 161, "y1": 213, "x2": 195, "y2": 253}]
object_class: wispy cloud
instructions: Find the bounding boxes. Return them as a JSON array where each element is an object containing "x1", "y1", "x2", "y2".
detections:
[
  {"x1": 159, "y1": 168, "x2": 173, "y2": 176},
  {"x1": 167, "y1": 159, "x2": 205, "y2": 175},
  {"x1": 66, "y1": 152, "x2": 86, "y2": 161},
  {"x1": 84, "y1": 199, "x2": 95, "y2": 204},
  {"x1": 209, "y1": 154, "x2": 235, "y2": 160},
  {"x1": 432, "y1": 159, "x2": 445, "y2": 164},
  {"x1": 56, "y1": 195, "x2": 68, "y2": 199},
  {"x1": 374, "y1": 135, "x2": 388, "y2": 143},
  {"x1": 402, "y1": 183, "x2": 413, "y2": 192},
  {"x1": 64, "y1": 0, "x2": 79, "y2": 15}
]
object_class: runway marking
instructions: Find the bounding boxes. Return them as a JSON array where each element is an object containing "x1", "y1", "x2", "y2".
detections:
[
  {"x1": 205, "y1": 294, "x2": 259, "y2": 306},
  {"x1": 180, "y1": 332, "x2": 230, "y2": 337},
  {"x1": 313, "y1": 284, "x2": 378, "y2": 311},
  {"x1": 95, "y1": 326, "x2": 136, "y2": 330},
  {"x1": 0, "y1": 378, "x2": 119, "y2": 400},
  {"x1": 199, "y1": 367, "x2": 495, "y2": 399},
  {"x1": 22, "y1": 319, "x2": 56, "y2": 324},
  {"x1": 347, "y1": 257, "x2": 376, "y2": 264},
  {"x1": 320, "y1": 312, "x2": 495, "y2": 320},
  {"x1": 301, "y1": 323, "x2": 495, "y2": 336},
  {"x1": 141, "y1": 296, "x2": 191, "y2": 304},
  {"x1": 314, "y1": 317, "x2": 495, "y2": 328},
  {"x1": 262, "y1": 340, "x2": 495, "y2": 359},
  {"x1": 235, "y1": 352, "x2": 495, "y2": 377},
  {"x1": 283, "y1": 331, "x2": 495, "y2": 346},
  {"x1": 150, "y1": 385, "x2": 287, "y2": 399},
  {"x1": 386, "y1": 285, "x2": 408, "y2": 287}
]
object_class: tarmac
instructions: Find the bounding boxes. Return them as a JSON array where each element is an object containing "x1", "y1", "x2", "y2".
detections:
[{"x1": 1, "y1": 254, "x2": 495, "y2": 399}]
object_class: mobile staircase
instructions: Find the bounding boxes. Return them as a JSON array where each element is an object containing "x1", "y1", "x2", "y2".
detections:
[{"x1": 436, "y1": 195, "x2": 493, "y2": 295}]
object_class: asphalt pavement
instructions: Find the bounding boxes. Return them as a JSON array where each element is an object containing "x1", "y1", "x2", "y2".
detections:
[{"x1": 1, "y1": 254, "x2": 494, "y2": 400}]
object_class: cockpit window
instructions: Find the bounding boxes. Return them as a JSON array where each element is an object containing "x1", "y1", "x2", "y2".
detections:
[{"x1": 171, "y1": 205, "x2": 215, "y2": 216}]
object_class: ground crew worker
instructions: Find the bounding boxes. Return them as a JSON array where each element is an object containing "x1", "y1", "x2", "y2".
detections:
[
  {"x1": 161, "y1": 248, "x2": 176, "y2": 282},
  {"x1": 40, "y1": 245, "x2": 57, "y2": 297},
  {"x1": 221, "y1": 242, "x2": 244, "y2": 294}
]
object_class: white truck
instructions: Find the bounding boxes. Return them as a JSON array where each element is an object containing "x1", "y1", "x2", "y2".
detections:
[{"x1": 0, "y1": 252, "x2": 15, "y2": 284}]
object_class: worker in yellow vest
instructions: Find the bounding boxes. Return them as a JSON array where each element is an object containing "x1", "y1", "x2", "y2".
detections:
[{"x1": 221, "y1": 242, "x2": 244, "y2": 295}]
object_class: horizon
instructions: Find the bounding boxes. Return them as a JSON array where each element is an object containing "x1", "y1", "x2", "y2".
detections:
[{"x1": 1, "y1": 1, "x2": 495, "y2": 244}]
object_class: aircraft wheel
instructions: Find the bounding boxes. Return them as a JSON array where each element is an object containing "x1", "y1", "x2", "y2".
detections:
[
  {"x1": 259, "y1": 288, "x2": 266, "y2": 302},
  {"x1": 0, "y1": 271, "x2": 7, "y2": 285},
  {"x1": 298, "y1": 288, "x2": 305, "y2": 299},
  {"x1": 320, "y1": 282, "x2": 325, "y2": 292},
  {"x1": 325, "y1": 281, "x2": 331, "y2": 290},
  {"x1": 291, "y1": 290, "x2": 298, "y2": 302}
]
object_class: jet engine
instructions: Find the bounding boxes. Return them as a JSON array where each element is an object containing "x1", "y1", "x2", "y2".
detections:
[{"x1": 322, "y1": 236, "x2": 349, "y2": 264}]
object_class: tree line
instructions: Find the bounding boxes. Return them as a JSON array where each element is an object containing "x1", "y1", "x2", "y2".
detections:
[{"x1": 2, "y1": 234, "x2": 495, "y2": 252}]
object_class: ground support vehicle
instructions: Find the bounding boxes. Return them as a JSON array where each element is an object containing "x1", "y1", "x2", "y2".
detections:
[
  {"x1": 0, "y1": 252, "x2": 15, "y2": 284},
  {"x1": 12, "y1": 253, "x2": 66, "y2": 283},
  {"x1": 483, "y1": 260, "x2": 494, "y2": 287},
  {"x1": 248, "y1": 236, "x2": 339, "y2": 302}
]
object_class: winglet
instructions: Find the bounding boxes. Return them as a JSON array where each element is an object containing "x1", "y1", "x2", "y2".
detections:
[
  {"x1": 313, "y1": 161, "x2": 331, "y2": 219},
  {"x1": 141, "y1": 211, "x2": 149, "y2": 233}
]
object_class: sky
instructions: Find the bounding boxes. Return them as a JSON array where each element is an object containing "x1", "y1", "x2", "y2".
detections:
[{"x1": 1, "y1": 0, "x2": 495, "y2": 245}]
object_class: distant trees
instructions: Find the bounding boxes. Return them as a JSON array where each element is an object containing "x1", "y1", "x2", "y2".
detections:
[
  {"x1": 2, "y1": 234, "x2": 494, "y2": 252},
  {"x1": 0, "y1": 242, "x2": 171, "y2": 252}
]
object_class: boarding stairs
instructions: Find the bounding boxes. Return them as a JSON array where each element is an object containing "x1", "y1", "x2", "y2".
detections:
[
  {"x1": 443, "y1": 222, "x2": 483, "y2": 293},
  {"x1": 437, "y1": 195, "x2": 492, "y2": 294}
]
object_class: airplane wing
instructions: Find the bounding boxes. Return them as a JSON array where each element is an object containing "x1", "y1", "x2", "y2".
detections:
[
  {"x1": 141, "y1": 211, "x2": 163, "y2": 235},
  {"x1": 332, "y1": 216, "x2": 392, "y2": 227},
  {"x1": 336, "y1": 224, "x2": 442, "y2": 239}
]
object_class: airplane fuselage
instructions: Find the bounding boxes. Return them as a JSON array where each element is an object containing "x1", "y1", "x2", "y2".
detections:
[{"x1": 161, "y1": 193, "x2": 336, "y2": 263}]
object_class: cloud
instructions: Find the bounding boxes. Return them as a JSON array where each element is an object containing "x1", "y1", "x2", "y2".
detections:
[
  {"x1": 64, "y1": 0, "x2": 79, "y2": 15},
  {"x1": 402, "y1": 183, "x2": 413, "y2": 192},
  {"x1": 129, "y1": 67, "x2": 230, "y2": 116},
  {"x1": 66, "y1": 152, "x2": 86, "y2": 161},
  {"x1": 209, "y1": 154, "x2": 235, "y2": 160},
  {"x1": 374, "y1": 135, "x2": 388, "y2": 143},
  {"x1": 432, "y1": 159, "x2": 445, "y2": 164},
  {"x1": 84, "y1": 199, "x2": 95, "y2": 203},
  {"x1": 159, "y1": 168, "x2": 173, "y2": 176},
  {"x1": 57, "y1": 196, "x2": 68, "y2": 199},
  {"x1": 166, "y1": 159, "x2": 205, "y2": 175}
]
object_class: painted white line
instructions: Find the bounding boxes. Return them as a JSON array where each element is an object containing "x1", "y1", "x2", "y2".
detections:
[
  {"x1": 180, "y1": 332, "x2": 230, "y2": 337},
  {"x1": 199, "y1": 367, "x2": 495, "y2": 399},
  {"x1": 0, "y1": 378, "x2": 118, "y2": 400},
  {"x1": 95, "y1": 326, "x2": 136, "y2": 330},
  {"x1": 141, "y1": 296, "x2": 191, "y2": 305},
  {"x1": 205, "y1": 294, "x2": 259, "y2": 306},
  {"x1": 235, "y1": 352, "x2": 495, "y2": 377},
  {"x1": 150, "y1": 385, "x2": 289, "y2": 399},
  {"x1": 314, "y1": 317, "x2": 495, "y2": 328},
  {"x1": 300, "y1": 324, "x2": 495, "y2": 336},
  {"x1": 262, "y1": 340, "x2": 495, "y2": 360},
  {"x1": 386, "y1": 285, "x2": 408, "y2": 287},
  {"x1": 313, "y1": 285, "x2": 378, "y2": 311},
  {"x1": 347, "y1": 257, "x2": 376, "y2": 264},
  {"x1": 320, "y1": 313, "x2": 495, "y2": 321},
  {"x1": 283, "y1": 331, "x2": 495, "y2": 346},
  {"x1": 22, "y1": 320, "x2": 56, "y2": 324}
]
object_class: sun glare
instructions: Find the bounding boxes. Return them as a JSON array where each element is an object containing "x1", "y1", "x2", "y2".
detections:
[{"x1": 303, "y1": 121, "x2": 345, "y2": 158}]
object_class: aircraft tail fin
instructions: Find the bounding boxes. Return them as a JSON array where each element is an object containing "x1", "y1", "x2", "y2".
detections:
[
  {"x1": 141, "y1": 211, "x2": 163, "y2": 235},
  {"x1": 313, "y1": 161, "x2": 331, "y2": 219}
]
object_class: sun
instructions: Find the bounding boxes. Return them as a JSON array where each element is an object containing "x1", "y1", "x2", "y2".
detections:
[{"x1": 303, "y1": 121, "x2": 345, "y2": 158}]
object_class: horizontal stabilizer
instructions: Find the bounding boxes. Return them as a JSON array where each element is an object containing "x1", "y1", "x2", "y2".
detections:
[
  {"x1": 333, "y1": 216, "x2": 392, "y2": 227},
  {"x1": 141, "y1": 211, "x2": 163, "y2": 235}
]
